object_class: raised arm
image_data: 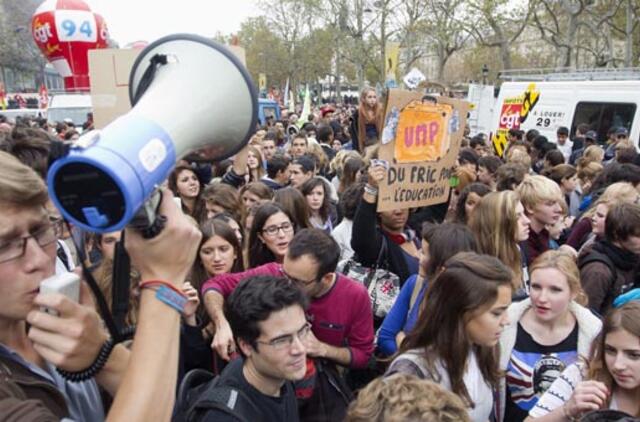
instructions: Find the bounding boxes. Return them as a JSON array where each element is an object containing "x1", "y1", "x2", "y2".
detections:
[{"x1": 106, "y1": 188, "x2": 201, "y2": 421}]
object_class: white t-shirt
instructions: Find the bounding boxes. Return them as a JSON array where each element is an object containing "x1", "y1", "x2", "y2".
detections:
[
  {"x1": 557, "y1": 140, "x2": 573, "y2": 163},
  {"x1": 529, "y1": 362, "x2": 619, "y2": 417},
  {"x1": 387, "y1": 348, "x2": 494, "y2": 422},
  {"x1": 331, "y1": 219, "x2": 354, "y2": 261}
]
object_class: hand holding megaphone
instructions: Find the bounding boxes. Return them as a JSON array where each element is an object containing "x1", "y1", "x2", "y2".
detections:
[{"x1": 48, "y1": 34, "x2": 258, "y2": 235}]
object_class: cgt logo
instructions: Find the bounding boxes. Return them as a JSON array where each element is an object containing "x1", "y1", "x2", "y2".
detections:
[{"x1": 499, "y1": 104, "x2": 522, "y2": 129}]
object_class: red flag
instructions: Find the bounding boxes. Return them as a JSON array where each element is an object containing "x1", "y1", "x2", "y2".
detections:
[
  {"x1": 39, "y1": 84, "x2": 49, "y2": 109},
  {"x1": 0, "y1": 83, "x2": 6, "y2": 110}
]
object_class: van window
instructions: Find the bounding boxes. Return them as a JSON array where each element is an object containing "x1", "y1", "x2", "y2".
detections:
[
  {"x1": 571, "y1": 102, "x2": 635, "y2": 143},
  {"x1": 263, "y1": 106, "x2": 277, "y2": 120}
]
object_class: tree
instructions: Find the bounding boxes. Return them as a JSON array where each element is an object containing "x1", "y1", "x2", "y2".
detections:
[
  {"x1": 464, "y1": 0, "x2": 537, "y2": 71},
  {"x1": 236, "y1": 17, "x2": 290, "y2": 89},
  {"x1": 0, "y1": 0, "x2": 46, "y2": 73},
  {"x1": 419, "y1": 0, "x2": 471, "y2": 82}
]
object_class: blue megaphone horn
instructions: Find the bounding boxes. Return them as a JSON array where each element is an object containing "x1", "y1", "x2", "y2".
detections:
[{"x1": 47, "y1": 34, "x2": 258, "y2": 235}]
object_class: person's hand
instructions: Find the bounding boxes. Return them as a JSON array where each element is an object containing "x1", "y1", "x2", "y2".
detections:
[
  {"x1": 564, "y1": 380, "x2": 609, "y2": 419},
  {"x1": 181, "y1": 282, "x2": 200, "y2": 326},
  {"x1": 27, "y1": 281, "x2": 108, "y2": 371},
  {"x1": 367, "y1": 163, "x2": 386, "y2": 188},
  {"x1": 304, "y1": 330, "x2": 327, "y2": 358},
  {"x1": 563, "y1": 215, "x2": 576, "y2": 229},
  {"x1": 558, "y1": 244, "x2": 578, "y2": 258},
  {"x1": 125, "y1": 187, "x2": 202, "y2": 285},
  {"x1": 211, "y1": 320, "x2": 236, "y2": 361}
]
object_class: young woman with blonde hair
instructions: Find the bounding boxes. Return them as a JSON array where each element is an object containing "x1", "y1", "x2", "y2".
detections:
[
  {"x1": 349, "y1": 87, "x2": 383, "y2": 152},
  {"x1": 526, "y1": 301, "x2": 640, "y2": 420},
  {"x1": 569, "y1": 161, "x2": 603, "y2": 217},
  {"x1": 469, "y1": 190, "x2": 531, "y2": 298},
  {"x1": 499, "y1": 250, "x2": 602, "y2": 422},
  {"x1": 246, "y1": 145, "x2": 265, "y2": 182},
  {"x1": 576, "y1": 145, "x2": 605, "y2": 169},
  {"x1": 566, "y1": 182, "x2": 639, "y2": 250}
]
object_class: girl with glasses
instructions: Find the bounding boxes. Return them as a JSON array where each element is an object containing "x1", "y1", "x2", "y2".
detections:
[{"x1": 247, "y1": 203, "x2": 295, "y2": 269}]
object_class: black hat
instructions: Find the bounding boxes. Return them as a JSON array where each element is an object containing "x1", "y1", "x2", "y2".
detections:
[
  {"x1": 585, "y1": 130, "x2": 598, "y2": 142},
  {"x1": 615, "y1": 127, "x2": 629, "y2": 136}
]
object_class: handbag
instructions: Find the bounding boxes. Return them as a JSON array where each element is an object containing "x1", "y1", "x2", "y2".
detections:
[{"x1": 337, "y1": 237, "x2": 400, "y2": 319}]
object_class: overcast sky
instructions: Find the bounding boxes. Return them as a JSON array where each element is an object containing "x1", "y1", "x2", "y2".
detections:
[{"x1": 86, "y1": 0, "x2": 261, "y2": 46}]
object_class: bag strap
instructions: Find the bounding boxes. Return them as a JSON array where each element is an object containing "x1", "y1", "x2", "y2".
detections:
[
  {"x1": 409, "y1": 276, "x2": 425, "y2": 311},
  {"x1": 373, "y1": 235, "x2": 389, "y2": 270},
  {"x1": 189, "y1": 385, "x2": 262, "y2": 422}
]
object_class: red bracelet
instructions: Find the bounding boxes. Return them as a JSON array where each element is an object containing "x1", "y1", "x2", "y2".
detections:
[{"x1": 139, "y1": 280, "x2": 185, "y2": 297}]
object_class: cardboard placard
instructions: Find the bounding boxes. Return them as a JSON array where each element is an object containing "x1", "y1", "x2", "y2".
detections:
[
  {"x1": 377, "y1": 89, "x2": 469, "y2": 212},
  {"x1": 88, "y1": 48, "x2": 140, "y2": 129},
  {"x1": 88, "y1": 44, "x2": 247, "y2": 130}
]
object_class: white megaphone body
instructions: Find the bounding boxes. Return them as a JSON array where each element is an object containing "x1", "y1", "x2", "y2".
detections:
[{"x1": 47, "y1": 34, "x2": 258, "y2": 234}]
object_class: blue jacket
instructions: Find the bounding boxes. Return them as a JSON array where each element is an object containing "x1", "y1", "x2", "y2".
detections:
[{"x1": 377, "y1": 274, "x2": 428, "y2": 356}]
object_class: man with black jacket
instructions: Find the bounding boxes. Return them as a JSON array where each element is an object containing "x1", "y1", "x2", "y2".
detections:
[{"x1": 199, "y1": 276, "x2": 307, "y2": 421}]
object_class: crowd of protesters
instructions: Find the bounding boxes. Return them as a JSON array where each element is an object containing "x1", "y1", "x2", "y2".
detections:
[{"x1": 1, "y1": 85, "x2": 640, "y2": 422}]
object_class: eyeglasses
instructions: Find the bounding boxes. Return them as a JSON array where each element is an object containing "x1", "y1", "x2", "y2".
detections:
[
  {"x1": 49, "y1": 215, "x2": 64, "y2": 238},
  {"x1": 255, "y1": 322, "x2": 311, "y2": 350},
  {"x1": 0, "y1": 224, "x2": 57, "y2": 263},
  {"x1": 262, "y1": 221, "x2": 294, "y2": 237},
  {"x1": 281, "y1": 268, "x2": 318, "y2": 286}
]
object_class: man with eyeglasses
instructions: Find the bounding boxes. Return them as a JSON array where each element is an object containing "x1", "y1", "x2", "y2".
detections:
[
  {"x1": 197, "y1": 275, "x2": 307, "y2": 421},
  {"x1": 0, "y1": 150, "x2": 205, "y2": 420},
  {"x1": 202, "y1": 228, "x2": 374, "y2": 418}
]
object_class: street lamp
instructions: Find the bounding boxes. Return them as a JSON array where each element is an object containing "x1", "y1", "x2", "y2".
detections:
[{"x1": 481, "y1": 64, "x2": 489, "y2": 85}]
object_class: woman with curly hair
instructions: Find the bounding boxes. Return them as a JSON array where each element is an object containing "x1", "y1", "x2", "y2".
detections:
[{"x1": 346, "y1": 374, "x2": 470, "y2": 422}]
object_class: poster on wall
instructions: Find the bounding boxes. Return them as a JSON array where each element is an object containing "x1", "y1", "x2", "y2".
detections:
[{"x1": 376, "y1": 89, "x2": 469, "y2": 212}]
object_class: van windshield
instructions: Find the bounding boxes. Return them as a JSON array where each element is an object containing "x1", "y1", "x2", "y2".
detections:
[{"x1": 48, "y1": 107, "x2": 92, "y2": 126}]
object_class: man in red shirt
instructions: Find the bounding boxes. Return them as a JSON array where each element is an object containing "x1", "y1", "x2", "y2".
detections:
[{"x1": 202, "y1": 228, "x2": 374, "y2": 369}]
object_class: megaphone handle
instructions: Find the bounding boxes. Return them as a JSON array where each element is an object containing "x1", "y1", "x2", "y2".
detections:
[{"x1": 129, "y1": 189, "x2": 166, "y2": 239}]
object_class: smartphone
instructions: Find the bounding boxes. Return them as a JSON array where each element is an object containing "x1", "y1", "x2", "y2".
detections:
[
  {"x1": 371, "y1": 159, "x2": 390, "y2": 170},
  {"x1": 173, "y1": 197, "x2": 183, "y2": 211},
  {"x1": 40, "y1": 273, "x2": 80, "y2": 316}
]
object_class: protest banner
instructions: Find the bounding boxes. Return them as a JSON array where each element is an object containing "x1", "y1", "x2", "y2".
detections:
[{"x1": 376, "y1": 89, "x2": 469, "y2": 212}]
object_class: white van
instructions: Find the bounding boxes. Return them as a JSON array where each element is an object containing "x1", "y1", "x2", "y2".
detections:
[
  {"x1": 47, "y1": 93, "x2": 92, "y2": 127},
  {"x1": 0, "y1": 108, "x2": 47, "y2": 122},
  {"x1": 489, "y1": 75, "x2": 640, "y2": 155}
]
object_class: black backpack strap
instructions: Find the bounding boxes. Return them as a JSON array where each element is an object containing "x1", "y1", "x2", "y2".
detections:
[
  {"x1": 177, "y1": 368, "x2": 263, "y2": 422},
  {"x1": 189, "y1": 384, "x2": 263, "y2": 422}
]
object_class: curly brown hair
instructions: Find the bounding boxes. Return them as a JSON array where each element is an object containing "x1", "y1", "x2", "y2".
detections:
[{"x1": 345, "y1": 374, "x2": 470, "y2": 422}]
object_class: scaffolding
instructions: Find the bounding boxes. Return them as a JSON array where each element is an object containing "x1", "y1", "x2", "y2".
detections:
[{"x1": 498, "y1": 67, "x2": 640, "y2": 82}]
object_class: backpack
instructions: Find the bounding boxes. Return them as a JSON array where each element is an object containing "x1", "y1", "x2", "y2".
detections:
[
  {"x1": 173, "y1": 369, "x2": 262, "y2": 422},
  {"x1": 577, "y1": 249, "x2": 616, "y2": 286}
]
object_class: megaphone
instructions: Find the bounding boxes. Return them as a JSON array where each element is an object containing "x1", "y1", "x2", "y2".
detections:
[{"x1": 47, "y1": 34, "x2": 258, "y2": 234}]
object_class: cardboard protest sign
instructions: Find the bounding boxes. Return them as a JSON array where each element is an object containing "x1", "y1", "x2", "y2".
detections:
[
  {"x1": 377, "y1": 89, "x2": 469, "y2": 212},
  {"x1": 89, "y1": 44, "x2": 247, "y2": 129},
  {"x1": 88, "y1": 48, "x2": 140, "y2": 129}
]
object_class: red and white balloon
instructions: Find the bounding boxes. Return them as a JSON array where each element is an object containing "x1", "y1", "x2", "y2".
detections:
[{"x1": 32, "y1": 0, "x2": 109, "y2": 92}]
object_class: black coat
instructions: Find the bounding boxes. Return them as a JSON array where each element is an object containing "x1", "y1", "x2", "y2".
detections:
[{"x1": 350, "y1": 199, "x2": 412, "y2": 285}]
